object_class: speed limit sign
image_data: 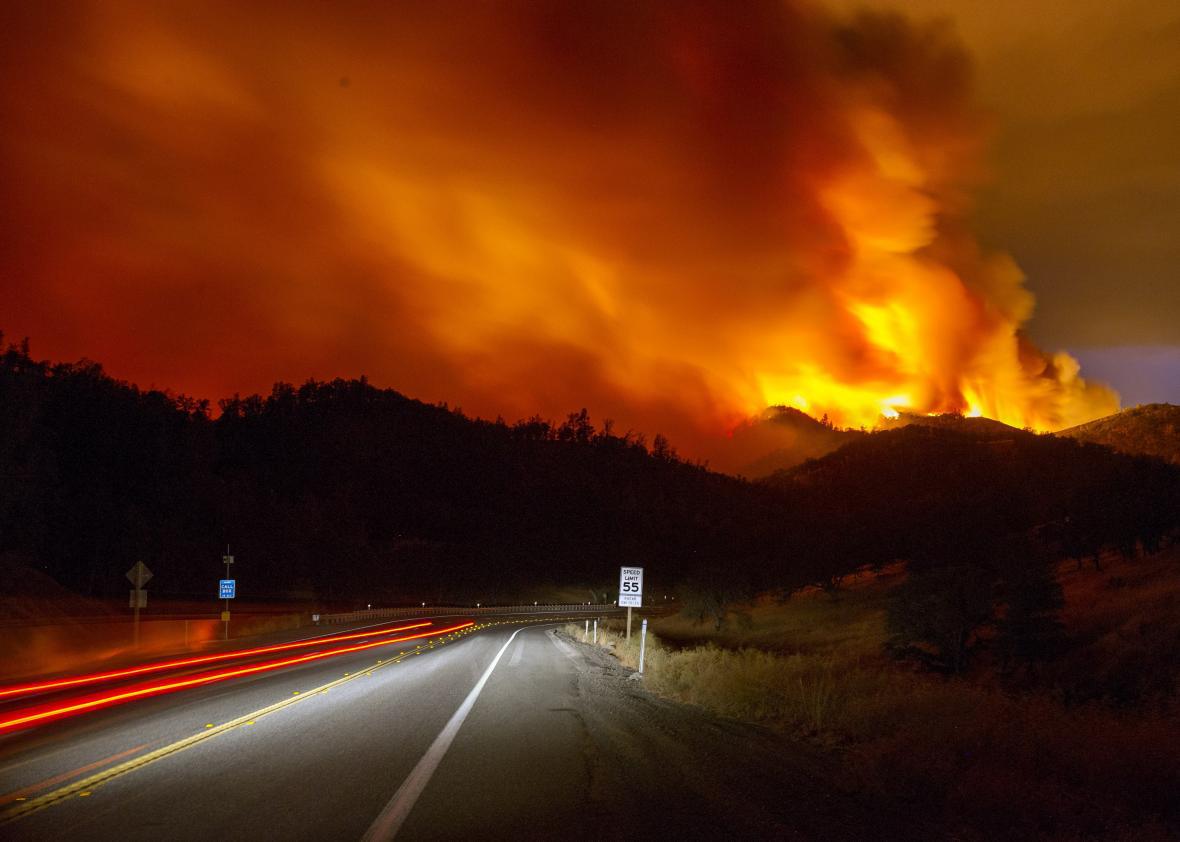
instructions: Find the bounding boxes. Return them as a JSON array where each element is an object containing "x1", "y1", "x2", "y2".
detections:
[{"x1": 619, "y1": 566, "x2": 644, "y2": 607}]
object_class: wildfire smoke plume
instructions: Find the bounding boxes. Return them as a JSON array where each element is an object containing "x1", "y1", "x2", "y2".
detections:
[{"x1": 0, "y1": 2, "x2": 1118, "y2": 467}]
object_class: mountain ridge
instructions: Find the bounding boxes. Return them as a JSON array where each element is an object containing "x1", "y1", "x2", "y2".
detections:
[{"x1": 1058, "y1": 403, "x2": 1180, "y2": 465}]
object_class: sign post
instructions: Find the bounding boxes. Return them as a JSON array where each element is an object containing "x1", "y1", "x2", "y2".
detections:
[
  {"x1": 125, "y1": 561, "x2": 152, "y2": 648},
  {"x1": 619, "y1": 566, "x2": 643, "y2": 639},
  {"x1": 639, "y1": 618, "x2": 648, "y2": 675},
  {"x1": 221, "y1": 548, "x2": 235, "y2": 640}
]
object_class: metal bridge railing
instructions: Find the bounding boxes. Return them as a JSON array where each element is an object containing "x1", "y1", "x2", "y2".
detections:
[{"x1": 313, "y1": 603, "x2": 622, "y2": 625}]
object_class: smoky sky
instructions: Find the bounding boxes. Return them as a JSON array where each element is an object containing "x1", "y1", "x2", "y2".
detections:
[
  {"x1": 0, "y1": 1, "x2": 1169, "y2": 466},
  {"x1": 838, "y1": 0, "x2": 1180, "y2": 355}
]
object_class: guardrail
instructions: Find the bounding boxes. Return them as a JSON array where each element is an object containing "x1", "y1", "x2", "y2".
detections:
[{"x1": 314, "y1": 603, "x2": 623, "y2": 625}]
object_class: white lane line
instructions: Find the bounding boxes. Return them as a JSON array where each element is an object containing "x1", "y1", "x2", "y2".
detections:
[
  {"x1": 508, "y1": 636, "x2": 525, "y2": 667},
  {"x1": 361, "y1": 627, "x2": 525, "y2": 842}
]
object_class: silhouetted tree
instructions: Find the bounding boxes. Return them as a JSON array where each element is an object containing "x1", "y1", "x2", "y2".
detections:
[
  {"x1": 679, "y1": 570, "x2": 752, "y2": 631},
  {"x1": 3, "y1": 332, "x2": 1179, "y2": 613},
  {"x1": 999, "y1": 561, "x2": 1065, "y2": 664},
  {"x1": 887, "y1": 563, "x2": 995, "y2": 673}
]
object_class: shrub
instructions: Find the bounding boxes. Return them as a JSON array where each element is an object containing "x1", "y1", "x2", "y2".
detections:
[{"x1": 887, "y1": 563, "x2": 994, "y2": 672}]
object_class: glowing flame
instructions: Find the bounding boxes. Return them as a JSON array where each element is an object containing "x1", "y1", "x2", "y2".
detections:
[
  {"x1": 0, "y1": 3, "x2": 1119, "y2": 464},
  {"x1": 294, "y1": 5, "x2": 1121, "y2": 441}
]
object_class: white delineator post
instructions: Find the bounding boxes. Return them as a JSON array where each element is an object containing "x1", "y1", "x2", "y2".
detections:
[
  {"x1": 584, "y1": 619, "x2": 589, "y2": 641},
  {"x1": 639, "y1": 618, "x2": 648, "y2": 675},
  {"x1": 593, "y1": 618, "x2": 598, "y2": 645}
]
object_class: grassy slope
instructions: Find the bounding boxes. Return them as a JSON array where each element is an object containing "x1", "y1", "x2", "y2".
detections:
[
  {"x1": 576, "y1": 549, "x2": 1180, "y2": 840},
  {"x1": 1051, "y1": 550, "x2": 1180, "y2": 703},
  {"x1": 652, "y1": 566, "x2": 896, "y2": 658},
  {"x1": 1059, "y1": 403, "x2": 1180, "y2": 465}
]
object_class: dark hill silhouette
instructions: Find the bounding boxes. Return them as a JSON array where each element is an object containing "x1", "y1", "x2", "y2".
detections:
[
  {"x1": 2, "y1": 332, "x2": 1178, "y2": 608},
  {"x1": 0, "y1": 335, "x2": 789, "y2": 604},
  {"x1": 730, "y1": 406, "x2": 862, "y2": 477},
  {"x1": 762, "y1": 423, "x2": 1180, "y2": 577},
  {"x1": 878, "y1": 411, "x2": 1023, "y2": 437},
  {"x1": 729, "y1": 407, "x2": 1026, "y2": 478},
  {"x1": 1058, "y1": 403, "x2": 1180, "y2": 466}
]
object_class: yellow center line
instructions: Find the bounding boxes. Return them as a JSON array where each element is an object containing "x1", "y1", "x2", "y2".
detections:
[
  {"x1": 1, "y1": 614, "x2": 589, "y2": 827},
  {"x1": 0, "y1": 743, "x2": 151, "y2": 807},
  {"x1": 0, "y1": 622, "x2": 489, "y2": 826}
]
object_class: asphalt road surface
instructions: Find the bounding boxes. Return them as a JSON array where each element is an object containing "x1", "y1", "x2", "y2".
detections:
[{"x1": 1, "y1": 618, "x2": 901, "y2": 840}]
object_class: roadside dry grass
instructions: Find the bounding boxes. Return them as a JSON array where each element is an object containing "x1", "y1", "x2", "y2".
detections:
[
  {"x1": 566, "y1": 552, "x2": 1180, "y2": 839},
  {"x1": 654, "y1": 571, "x2": 895, "y2": 658},
  {"x1": 567, "y1": 614, "x2": 896, "y2": 739}
]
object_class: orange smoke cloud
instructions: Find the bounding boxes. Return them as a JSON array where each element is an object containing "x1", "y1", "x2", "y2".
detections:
[{"x1": 0, "y1": 2, "x2": 1117, "y2": 468}]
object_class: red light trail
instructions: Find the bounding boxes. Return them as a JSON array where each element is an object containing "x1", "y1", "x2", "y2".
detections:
[
  {"x1": 0, "y1": 621, "x2": 433, "y2": 700},
  {"x1": 0, "y1": 621, "x2": 475, "y2": 734}
]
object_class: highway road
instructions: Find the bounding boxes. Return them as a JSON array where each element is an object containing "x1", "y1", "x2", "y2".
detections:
[{"x1": 0, "y1": 618, "x2": 898, "y2": 840}]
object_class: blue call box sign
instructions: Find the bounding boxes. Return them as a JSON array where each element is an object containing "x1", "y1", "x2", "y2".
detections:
[{"x1": 219, "y1": 579, "x2": 236, "y2": 599}]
